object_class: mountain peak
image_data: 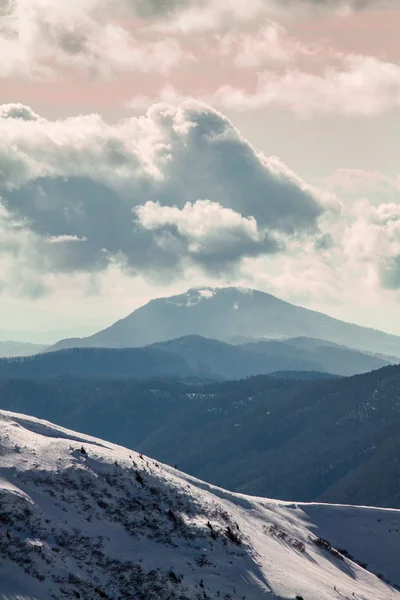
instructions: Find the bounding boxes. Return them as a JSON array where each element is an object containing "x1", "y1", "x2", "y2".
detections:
[
  {"x1": 48, "y1": 286, "x2": 400, "y2": 358},
  {"x1": 166, "y1": 286, "x2": 217, "y2": 307}
]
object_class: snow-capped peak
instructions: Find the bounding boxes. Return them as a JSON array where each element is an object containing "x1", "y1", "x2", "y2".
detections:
[
  {"x1": 167, "y1": 286, "x2": 256, "y2": 308},
  {"x1": 0, "y1": 410, "x2": 399, "y2": 600},
  {"x1": 167, "y1": 287, "x2": 217, "y2": 307},
  {"x1": 198, "y1": 288, "x2": 215, "y2": 299}
]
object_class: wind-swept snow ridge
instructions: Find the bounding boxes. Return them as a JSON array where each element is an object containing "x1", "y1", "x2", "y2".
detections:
[{"x1": 0, "y1": 410, "x2": 399, "y2": 600}]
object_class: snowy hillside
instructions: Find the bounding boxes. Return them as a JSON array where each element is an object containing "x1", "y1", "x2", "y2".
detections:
[{"x1": 0, "y1": 411, "x2": 399, "y2": 600}]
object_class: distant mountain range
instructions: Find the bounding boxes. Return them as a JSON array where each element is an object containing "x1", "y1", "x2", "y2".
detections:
[
  {"x1": 48, "y1": 287, "x2": 400, "y2": 358},
  {"x1": 1, "y1": 410, "x2": 398, "y2": 599},
  {"x1": 0, "y1": 334, "x2": 394, "y2": 379},
  {"x1": 0, "y1": 340, "x2": 47, "y2": 357},
  {"x1": 150, "y1": 335, "x2": 394, "y2": 378},
  {"x1": 1, "y1": 364, "x2": 400, "y2": 509}
]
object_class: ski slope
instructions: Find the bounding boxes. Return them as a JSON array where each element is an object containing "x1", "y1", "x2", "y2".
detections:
[{"x1": 0, "y1": 409, "x2": 399, "y2": 600}]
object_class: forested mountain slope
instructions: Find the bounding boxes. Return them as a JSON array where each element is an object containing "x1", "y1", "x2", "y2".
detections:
[{"x1": 1, "y1": 367, "x2": 400, "y2": 508}]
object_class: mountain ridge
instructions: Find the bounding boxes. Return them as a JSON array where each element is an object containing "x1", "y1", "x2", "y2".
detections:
[
  {"x1": 0, "y1": 340, "x2": 47, "y2": 357},
  {"x1": 0, "y1": 409, "x2": 399, "y2": 599},
  {"x1": 0, "y1": 334, "x2": 394, "y2": 379},
  {"x1": 47, "y1": 287, "x2": 400, "y2": 358}
]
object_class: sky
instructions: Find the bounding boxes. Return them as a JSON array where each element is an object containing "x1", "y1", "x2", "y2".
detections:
[{"x1": 1, "y1": 0, "x2": 400, "y2": 342}]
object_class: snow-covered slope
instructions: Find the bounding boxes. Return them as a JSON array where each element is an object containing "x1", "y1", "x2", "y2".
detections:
[{"x1": 0, "y1": 411, "x2": 399, "y2": 600}]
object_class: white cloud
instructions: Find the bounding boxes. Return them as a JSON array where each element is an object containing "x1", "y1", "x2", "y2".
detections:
[
  {"x1": 128, "y1": 85, "x2": 192, "y2": 111},
  {"x1": 0, "y1": 100, "x2": 323, "y2": 284},
  {"x1": 127, "y1": 53, "x2": 400, "y2": 119},
  {"x1": 46, "y1": 234, "x2": 88, "y2": 244},
  {"x1": 136, "y1": 200, "x2": 261, "y2": 241},
  {"x1": 0, "y1": 0, "x2": 188, "y2": 79},
  {"x1": 0, "y1": 0, "x2": 392, "y2": 81},
  {"x1": 216, "y1": 55, "x2": 400, "y2": 117},
  {"x1": 135, "y1": 199, "x2": 279, "y2": 271},
  {"x1": 321, "y1": 169, "x2": 400, "y2": 206},
  {"x1": 0, "y1": 104, "x2": 43, "y2": 121},
  {"x1": 143, "y1": 0, "x2": 398, "y2": 33},
  {"x1": 266, "y1": 198, "x2": 400, "y2": 301},
  {"x1": 233, "y1": 199, "x2": 400, "y2": 333},
  {"x1": 218, "y1": 21, "x2": 311, "y2": 68},
  {"x1": 149, "y1": 0, "x2": 268, "y2": 33},
  {"x1": 340, "y1": 200, "x2": 400, "y2": 289},
  {"x1": 0, "y1": 0, "x2": 397, "y2": 82}
]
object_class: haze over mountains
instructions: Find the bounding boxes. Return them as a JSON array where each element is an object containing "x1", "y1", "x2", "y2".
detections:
[
  {"x1": 0, "y1": 410, "x2": 399, "y2": 600},
  {"x1": 48, "y1": 287, "x2": 400, "y2": 358},
  {"x1": 1, "y1": 334, "x2": 394, "y2": 380},
  {"x1": 0, "y1": 340, "x2": 47, "y2": 358}
]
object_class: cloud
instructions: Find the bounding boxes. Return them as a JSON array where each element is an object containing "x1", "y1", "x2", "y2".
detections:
[
  {"x1": 304, "y1": 0, "x2": 397, "y2": 9},
  {"x1": 128, "y1": 0, "x2": 398, "y2": 18},
  {"x1": 147, "y1": 0, "x2": 269, "y2": 33},
  {"x1": 135, "y1": 199, "x2": 280, "y2": 273},
  {"x1": 46, "y1": 234, "x2": 88, "y2": 244},
  {"x1": 217, "y1": 20, "x2": 311, "y2": 68},
  {"x1": 128, "y1": 85, "x2": 191, "y2": 111},
  {"x1": 2, "y1": 98, "x2": 399, "y2": 306},
  {"x1": 235, "y1": 196, "x2": 400, "y2": 319},
  {"x1": 128, "y1": 52, "x2": 400, "y2": 119},
  {"x1": 0, "y1": 100, "x2": 323, "y2": 288},
  {"x1": 321, "y1": 169, "x2": 400, "y2": 206},
  {"x1": 0, "y1": 0, "x2": 393, "y2": 80},
  {"x1": 350, "y1": 202, "x2": 400, "y2": 290},
  {"x1": 216, "y1": 55, "x2": 400, "y2": 117},
  {"x1": 136, "y1": 0, "x2": 398, "y2": 32},
  {"x1": 0, "y1": 104, "x2": 42, "y2": 121},
  {"x1": 381, "y1": 256, "x2": 400, "y2": 290},
  {"x1": 0, "y1": 0, "x2": 188, "y2": 79},
  {"x1": 315, "y1": 199, "x2": 400, "y2": 293}
]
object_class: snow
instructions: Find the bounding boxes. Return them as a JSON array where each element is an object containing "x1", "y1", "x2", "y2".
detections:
[
  {"x1": 167, "y1": 288, "x2": 216, "y2": 308},
  {"x1": 198, "y1": 289, "x2": 215, "y2": 300},
  {"x1": 165, "y1": 286, "x2": 257, "y2": 308},
  {"x1": 0, "y1": 409, "x2": 399, "y2": 600}
]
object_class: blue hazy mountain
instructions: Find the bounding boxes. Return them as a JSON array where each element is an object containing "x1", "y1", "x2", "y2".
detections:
[{"x1": 48, "y1": 287, "x2": 400, "y2": 358}]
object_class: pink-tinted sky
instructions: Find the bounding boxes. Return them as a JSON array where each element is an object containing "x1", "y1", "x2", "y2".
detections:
[{"x1": 1, "y1": 6, "x2": 399, "y2": 115}]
